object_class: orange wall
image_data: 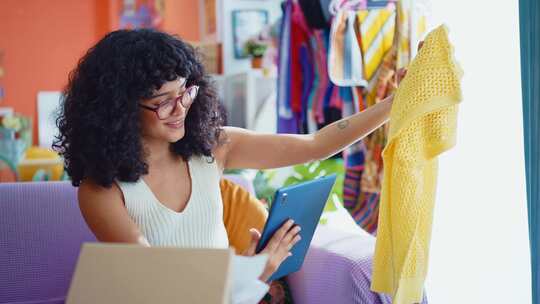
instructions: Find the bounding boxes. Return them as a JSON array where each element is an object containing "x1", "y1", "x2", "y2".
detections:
[
  {"x1": 0, "y1": 0, "x2": 199, "y2": 144},
  {"x1": 163, "y1": 0, "x2": 200, "y2": 42}
]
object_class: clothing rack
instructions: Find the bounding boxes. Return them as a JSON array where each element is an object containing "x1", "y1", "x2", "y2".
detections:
[{"x1": 276, "y1": 0, "x2": 428, "y2": 234}]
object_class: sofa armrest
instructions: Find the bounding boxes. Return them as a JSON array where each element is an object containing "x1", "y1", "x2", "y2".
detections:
[
  {"x1": 285, "y1": 225, "x2": 391, "y2": 304},
  {"x1": 286, "y1": 225, "x2": 429, "y2": 304}
]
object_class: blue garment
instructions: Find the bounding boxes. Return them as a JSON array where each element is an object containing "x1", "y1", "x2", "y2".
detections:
[
  {"x1": 300, "y1": 44, "x2": 314, "y2": 133},
  {"x1": 277, "y1": 0, "x2": 298, "y2": 133},
  {"x1": 340, "y1": 87, "x2": 355, "y2": 118}
]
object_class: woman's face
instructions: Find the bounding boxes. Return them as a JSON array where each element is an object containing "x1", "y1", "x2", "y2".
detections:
[{"x1": 139, "y1": 77, "x2": 190, "y2": 143}]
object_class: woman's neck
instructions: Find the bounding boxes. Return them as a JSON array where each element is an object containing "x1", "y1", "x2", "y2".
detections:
[{"x1": 142, "y1": 138, "x2": 179, "y2": 170}]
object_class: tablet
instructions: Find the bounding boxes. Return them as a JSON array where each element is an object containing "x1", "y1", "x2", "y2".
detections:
[{"x1": 255, "y1": 174, "x2": 337, "y2": 281}]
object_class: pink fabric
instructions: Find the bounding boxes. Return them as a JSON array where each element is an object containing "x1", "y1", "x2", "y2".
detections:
[
  {"x1": 290, "y1": 2, "x2": 312, "y2": 115},
  {"x1": 314, "y1": 31, "x2": 330, "y2": 124}
]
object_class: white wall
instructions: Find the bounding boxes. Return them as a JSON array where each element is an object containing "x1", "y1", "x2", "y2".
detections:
[
  {"x1": 219, "y1": 0, "x2": 281, "y2": 75},
  {"x1": 424, "y1": 1, "x2": 531, "y2": 303}
]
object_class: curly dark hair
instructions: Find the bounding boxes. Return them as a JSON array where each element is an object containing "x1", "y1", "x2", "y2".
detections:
[{"x1": 53, "y1": 29, "x2": 224, "y2": 188}]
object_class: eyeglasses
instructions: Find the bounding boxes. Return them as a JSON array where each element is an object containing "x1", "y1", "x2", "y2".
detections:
[{"x1": 139, "y1": 85, "x2": 199, "y2": 120}]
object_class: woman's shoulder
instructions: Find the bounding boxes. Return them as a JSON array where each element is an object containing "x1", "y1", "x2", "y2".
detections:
[
  {"x1": 77, "y1": 178, "x2": 147, "y2": 244},
  {"x1": 191, "y1": 153, "x2": 224, "y2": 177},
  {"x1": 210, "y1": 128, "x2": 231, "y2": 174},
  {"x1": 78, "y1": 178, "x2": 124, "y2": 207}
]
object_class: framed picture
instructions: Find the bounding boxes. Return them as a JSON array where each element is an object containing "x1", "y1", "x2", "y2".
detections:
[{"x1": 231, "y1": 9, "x2": 269, "y2": 59}]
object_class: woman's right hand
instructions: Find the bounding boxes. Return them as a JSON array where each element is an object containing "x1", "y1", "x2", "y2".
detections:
[{"x1": 242, "y1": 219, "x2": 302, "y2": 283}]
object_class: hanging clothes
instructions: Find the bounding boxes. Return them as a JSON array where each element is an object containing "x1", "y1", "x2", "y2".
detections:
[
  {"x1": 278, "y1": 0, "x2": 348, "y2": 136},
  {"x1": 290, "y1": 2, "x2": 312, "y2": 121},
  {"x1": 356, "y1": 7, "x2": 396, "y2": 81},
  {"x1": 276, "y1": 1, "x2": 428, "y2": 224},
  {"x1": 277, "y1": 0, "x2": 296, "y2": 133},
  {"x1": 396, "y1": 0, "x2": 411, "y2": 69},
  {"x1": 328, "y1": 9, "x2": 366, "y2": 87},
  {"x1": 371, "y1": 25, "x2": 463, "y2": 303},
  {"x1": 319, "y1": 0, "x2": 334, "y2": 23},
  {"x1": 342, "y1": 0, "x2": 428, "y2": 235},
  {"x1": 347, "y1": 48, "x2": 396, "y2": 223},
  {"x1": 342, "y1": 3, "x2": 398, "y2": 235},
  {"x1": 277, "y1": 1, "x2": 317, "y2": 134},
  {"x1": 298, "y1": 0, "x2": 330, "y2": 29},
  {"x1": 409, "y1": 0, "x2": 429, "y2": 58},
  {"x1": 307, "y1": 30, "x2": 331, "y2": 133}
]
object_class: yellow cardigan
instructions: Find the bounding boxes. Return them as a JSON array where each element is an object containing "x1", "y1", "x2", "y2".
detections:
[{"x1": 371, "y1": 25, "x2": 463, "y2": 303}]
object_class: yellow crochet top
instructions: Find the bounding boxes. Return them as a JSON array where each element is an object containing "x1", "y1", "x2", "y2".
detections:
[{"x1": 371, "y1": 25, "x2": 463, "y2": 303}]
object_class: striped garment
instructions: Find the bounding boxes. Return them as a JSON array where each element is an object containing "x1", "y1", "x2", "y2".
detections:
[
  {"x1": 343, "y1": 1, "x2": 427, "y2": 235},
  {"x1": 357, "y1": 7, "x2": 396, "y2": 81},
  {"x1": 328, "y1": 9, "x2": 366, "y2": 87}
]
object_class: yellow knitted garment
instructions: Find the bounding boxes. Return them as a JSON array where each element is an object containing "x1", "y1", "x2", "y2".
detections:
[{"x1": 371, "y1": 25, "x2": 463, "y2": 303}]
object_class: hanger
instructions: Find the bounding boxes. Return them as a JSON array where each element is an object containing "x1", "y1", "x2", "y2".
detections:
[
  {"x1": 328, "y1": 0, "x2": 396, "y2": 15},
  {"x1": 329, "y1": 0, "x2": 365, "y2": 16},
  {"x1": 366, "y1": 0, "x2": 397, "y2": 9}
]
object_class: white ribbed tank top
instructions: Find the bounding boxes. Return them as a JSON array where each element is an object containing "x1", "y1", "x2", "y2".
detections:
[{"x1": 115, "y1": 155, "x2": 229, "y2": 248}]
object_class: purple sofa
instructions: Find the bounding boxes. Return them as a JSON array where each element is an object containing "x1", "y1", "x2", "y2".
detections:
[
  {"x1": 0, "y1": 179, "x2": 421, "y2": 304},
  {"x1": 0, "y1": 182, "x2": 95, "y2": 304}
]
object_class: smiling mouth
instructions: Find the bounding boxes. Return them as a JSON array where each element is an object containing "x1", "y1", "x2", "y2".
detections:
[{"x1": 165, "y1": 120, "x2": 184, "y2": 128}]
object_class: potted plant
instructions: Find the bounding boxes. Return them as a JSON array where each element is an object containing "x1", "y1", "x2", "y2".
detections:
[{"x1": 243, "y1": 38, "x2": 268, "y2": 69}]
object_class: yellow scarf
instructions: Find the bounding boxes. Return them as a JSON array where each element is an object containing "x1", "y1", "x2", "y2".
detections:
[{"x1": 371, "y1": 24, "x2": 463, "y2": 303}]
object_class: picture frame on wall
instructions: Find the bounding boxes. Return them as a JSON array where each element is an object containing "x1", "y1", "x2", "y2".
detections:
[{"x1": 231, "y1": 9, "x2": 269, "y2": 59}]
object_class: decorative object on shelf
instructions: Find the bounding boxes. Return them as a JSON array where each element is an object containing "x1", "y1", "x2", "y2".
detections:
[
  {"x1": 0, "y1": 114, "x2": 32, "y2": 169},
  {"x1": 119, "y1": 0, "x2": 164, "y2": 29},
  {"x1": 244, "y1": 37, "x2": 268, "y2": 68},
  {"x1": 232, "y1": 9, "x2": 269, "y2": 59},
  {"x1": 17, "y1": 146, "x2": 64, "y2": 181}
]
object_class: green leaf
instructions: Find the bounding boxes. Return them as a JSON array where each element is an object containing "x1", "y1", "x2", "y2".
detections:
[
  {"x1": 224, "y1": 168, "x2": 245, "y2": 175},
  {"x1": 253, "y1": 159, "x2": 346, "y2": 215}
]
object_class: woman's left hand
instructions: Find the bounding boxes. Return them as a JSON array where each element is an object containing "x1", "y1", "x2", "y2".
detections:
[
  {"x1": 393, "y1": 40, "x2": 424, "y2": 89},
  {"x1": 242, "y1": 220, "x2": 302, "y2": 283},
  {"x1": 396, "y1": 68, "x2": 407, "y2": 85}
]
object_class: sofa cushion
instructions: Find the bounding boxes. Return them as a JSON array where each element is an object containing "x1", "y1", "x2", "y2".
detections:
[{"x1": 220, "y1": 178, "x2": 268, "y2": 255}]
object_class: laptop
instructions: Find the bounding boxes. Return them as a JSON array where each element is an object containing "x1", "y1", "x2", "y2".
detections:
[{"x1": 66, "y1": 243, "x2": 234, "y2": 304}]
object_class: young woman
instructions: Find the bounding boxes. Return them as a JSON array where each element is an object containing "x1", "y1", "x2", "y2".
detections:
[{"x1": 54, "y1": 29, "x2": 399, "y2": 286}]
